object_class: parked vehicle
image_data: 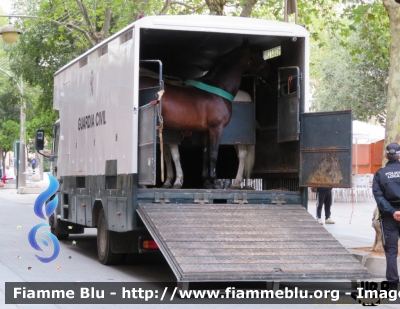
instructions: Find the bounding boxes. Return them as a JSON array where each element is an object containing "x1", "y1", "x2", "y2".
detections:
[{"x1": 35, "y1": 15, "x2": 369, "y2": 285}]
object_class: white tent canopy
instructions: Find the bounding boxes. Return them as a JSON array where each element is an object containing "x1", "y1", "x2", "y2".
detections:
[{"x1": 352, "y1": 120, "x2": 385, "y2": 144}]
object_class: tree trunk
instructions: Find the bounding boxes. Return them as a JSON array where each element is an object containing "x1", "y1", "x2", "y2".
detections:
[
  {"x1": 372, "y1": 1, "x2": 400, "y2": 253},
  {"x1": 372, "y1": 207, "x2": 400, "y2": 252},
  {"x1": 383, "y1": 2, "x2": 400, "y2": 144},
  {"x1": 240, "y1": 0, "x2": 258, "y2": 17},
  {"x1": 205, "y1": 0, "x2": 226, "y2": 15}
]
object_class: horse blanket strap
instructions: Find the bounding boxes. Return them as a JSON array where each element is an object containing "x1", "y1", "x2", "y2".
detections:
[{"x1": 186, "y1": 80, "x2": 234, "y2": 102}]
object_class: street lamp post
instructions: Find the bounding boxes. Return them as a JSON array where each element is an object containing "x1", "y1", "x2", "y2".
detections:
[
  {"x1": 0, "y1": 67, "x2": 26, "y2": 189},
  {"x1": 0, "y1": 15, "x2": 30, "y2": 189}
]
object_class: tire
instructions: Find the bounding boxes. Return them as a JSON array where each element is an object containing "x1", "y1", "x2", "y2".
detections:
[
  {"x1": 97, "y1": 209, "x2": 125, "y2": 265},
  {"x1": 49, "y1": 214, "x2": 69, "y2": 240}
]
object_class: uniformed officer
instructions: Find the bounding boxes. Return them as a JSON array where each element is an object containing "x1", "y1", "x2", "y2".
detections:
[{"x1": 373, "y1": 142, "x2": 400, "y2": 287}]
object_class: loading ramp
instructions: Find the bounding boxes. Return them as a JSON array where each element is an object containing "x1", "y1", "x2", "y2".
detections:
[{"x1": 137, "y1": 204, "x2": 371, "y2": 282}]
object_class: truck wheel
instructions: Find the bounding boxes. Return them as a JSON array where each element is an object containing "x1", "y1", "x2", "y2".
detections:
[
  {"x1": 49, "y1": 214, "x2": 69, "y2": 240},
  {"x1": 97, "y1": 209, "x2": 125, "y2": 265}
]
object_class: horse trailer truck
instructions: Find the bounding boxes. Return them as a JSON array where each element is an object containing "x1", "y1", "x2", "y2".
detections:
[{"x1": 35, "y1": 15, "x2": 370, "y2": 285}]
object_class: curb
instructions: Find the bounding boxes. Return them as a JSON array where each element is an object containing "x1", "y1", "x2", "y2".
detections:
[
  {"x1": 16, "y1": 187, "x2": 46, "y2": 194},
  {"x1": 2, "y1": 184, "x2": 17, "y2": 189},
  {"x1": 349, "y1": 249, "x2": 390, "y2": 278},
  {"x1": 364, "y1": 256, "x2": 387, "y2": 278},
  {"x1": 348, "y1": 249, "x2": 371, "y2": 266}
]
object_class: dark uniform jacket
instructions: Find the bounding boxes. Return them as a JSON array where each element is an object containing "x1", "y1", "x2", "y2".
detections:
[{"x1": 373, "y1": 160, "x2": 400, "y2": 215}]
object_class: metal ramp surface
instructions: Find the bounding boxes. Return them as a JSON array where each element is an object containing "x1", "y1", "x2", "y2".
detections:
[{"x1": 137, "y1": 204, "x2": 371, "y2": 282}]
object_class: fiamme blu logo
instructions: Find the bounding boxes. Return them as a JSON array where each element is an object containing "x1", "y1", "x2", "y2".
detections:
[{"x1": 28, "y1": 174, "x2": 60, "y2": 263}]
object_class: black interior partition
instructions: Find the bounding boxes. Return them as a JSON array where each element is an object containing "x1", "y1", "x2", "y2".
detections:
[{"x1": 277, "y1": 66, "x2": 301, "y2": 143}]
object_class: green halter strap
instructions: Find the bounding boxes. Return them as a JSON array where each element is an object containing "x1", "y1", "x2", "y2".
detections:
[{"x1": 186, "y1": 80, "x2": 234, "y2": 102}]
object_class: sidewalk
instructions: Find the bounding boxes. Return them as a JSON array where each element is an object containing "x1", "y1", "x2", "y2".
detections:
[
  {"x1": 307, "y1": 198, "x2": 376, "y2": 249},
  {"x1": 1, "y1": 172, "x2": 50, "y2": 194}
]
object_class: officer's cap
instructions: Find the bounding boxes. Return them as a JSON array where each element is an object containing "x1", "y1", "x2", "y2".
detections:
[{"x1": 386, "y1": 143, "x2": 400, "y2": 154}]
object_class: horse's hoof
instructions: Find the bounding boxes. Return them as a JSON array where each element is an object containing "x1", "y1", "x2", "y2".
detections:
[
  {"x1": 243, "y1": 186, "x2": 255, "y2": 190},
  {"x1": 161, "y1": 183, "x2": 172, "y2": 189},
  {"x1": 204, "y1": 181, "x2": 213, "y2": 189},
  {"x1": 213, "y1": 182, "x2": 222, "y2": 189},
  {"x1": 230, "y1": 185, "x2": 240, "y2": 190},
  {"x1": 223, "y1": 179, "x2": 231, "y2": 188},
  {"x1": 172, "y1": 184, "x2": 182, "y2": 189},
  {"x1": 204, "y1": 180, "x2": 222, "y2": 189}
]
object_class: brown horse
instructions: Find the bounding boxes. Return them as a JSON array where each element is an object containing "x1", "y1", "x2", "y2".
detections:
[{"x1": 140, "y1": 40, "x2": 270, "y2": 189}]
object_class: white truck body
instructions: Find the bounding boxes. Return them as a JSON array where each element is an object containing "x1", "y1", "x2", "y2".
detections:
[{"x1": 53, "y1": 15, "x2": 309, "y2": 178}]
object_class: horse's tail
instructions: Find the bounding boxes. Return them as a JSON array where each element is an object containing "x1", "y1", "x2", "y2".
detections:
[{"x1": 244, "y1": 145, "x2": 255, "y2": 180}]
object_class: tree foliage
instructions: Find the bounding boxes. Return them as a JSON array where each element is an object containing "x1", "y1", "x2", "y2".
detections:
[
  {"x1": 4, "y1": 0, "x2": 268, "y2": 121},
  {"x1": 310, "y1": 0, "x2": 390, "y2": 124},
  {"x1": 312, "y1": 25, "x2": 388, "y2": 123},
  {"x1": 0, "y1": 120, "x2": 20, "y2": 151},
  {"x1": 0, "y1": 84, "x2": 20, "y2": 122},
  {"x1": 0, "y1": 119, "x2": 20, "y2": 172},
  {"x1": 1, "y1": 0, "x2": 395, "y2": 132},
  {"x1": 6, "y1": 20, "x2": 79, "y2": 111}
]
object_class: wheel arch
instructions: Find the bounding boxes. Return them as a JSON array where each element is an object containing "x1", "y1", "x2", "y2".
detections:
[{"x1": 92, "y1": 199, "x2": 104, "y2": 228}]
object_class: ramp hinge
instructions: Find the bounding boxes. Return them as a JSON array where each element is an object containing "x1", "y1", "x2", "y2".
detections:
[
  {"x1": 270, "y1": 194, "x2": 286, "y2": 205},
  {"x1": 154, "y1": 192, "x2": 170, "y2": 203},
  {"x1": 233, "y1": 193, "x2": 248, "y2": 204},
  {"x1": 194, "y1": 193, "x2": 209, "y2": 204}
]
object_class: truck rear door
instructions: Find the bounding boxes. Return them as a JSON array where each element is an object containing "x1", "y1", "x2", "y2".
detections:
[
  {"x1": 300, "y1": 111, "x2": 352, "y2": 188},
  {"x1": 138, "y1": 101, "x2": 157, "y2": 186}
]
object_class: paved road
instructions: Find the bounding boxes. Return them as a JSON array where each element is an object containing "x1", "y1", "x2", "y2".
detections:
[
  {"x1": 0, "y1": 189, "x2": 177, "y2": 309},
  {"x1": 1, "y1": 189, "x2": 399, "y2": 309}
]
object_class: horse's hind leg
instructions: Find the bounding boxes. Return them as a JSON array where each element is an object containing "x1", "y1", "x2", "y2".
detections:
[
  {"x1": 170, "y1": 144, "x2": 183, "y2": 189},
  {"x1": 207, "y1": 127, "x2": 223, "y2": 189},
  {"x1": 231, "y1": 145, "x2": 247, "y2": 189},
  {"x1": 161, "y1": 144, "x2": 173, "y2": 189},
  {"x1": 202, "y1": 133, "x2": 212, "y2": 189}
]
